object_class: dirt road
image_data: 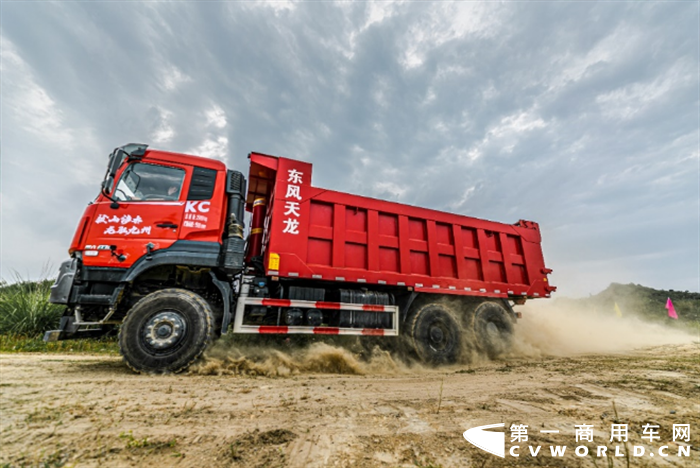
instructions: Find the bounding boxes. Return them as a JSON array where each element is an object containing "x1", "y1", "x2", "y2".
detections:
[{"x1": 1, "y1": 337, "x2": 698, "y2": 468}]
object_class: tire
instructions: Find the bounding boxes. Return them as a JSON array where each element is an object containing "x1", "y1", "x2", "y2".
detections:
[
  {"x1": 119, "y1": 288, "x2": 214, "y2": 374},
  {"x1": 410, "y1": 302, "x2": 462, "y2": 365},
  {"x1": 473, "y1": 301, "x2": 514, "y2": 359}
]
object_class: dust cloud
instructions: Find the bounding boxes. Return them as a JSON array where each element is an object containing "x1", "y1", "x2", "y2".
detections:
[
  {"x1": 511, "y1": 301, "x2": 697, "y2": 357},
  {"x1": 192, "y1": 300, "x2": 697, "y2": 376},
  {"x1": 191, "y1": 338, "x2": 413, "y2": 377}
]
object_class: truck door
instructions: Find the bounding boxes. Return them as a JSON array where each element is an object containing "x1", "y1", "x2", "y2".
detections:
[{"x1": 82, "y1": 161, "x2": 188, "y2": 267}]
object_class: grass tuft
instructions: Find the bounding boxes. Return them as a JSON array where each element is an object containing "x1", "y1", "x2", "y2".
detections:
[
  {"x1": 0, "y1": 276, "x2": 120, "y2": 354},
  {"x1": 0, "y1": 276, "x2": 64, "y2": 336},
  {"x1": 0, "y1": 334, "x2": 119, "y2": 353}
]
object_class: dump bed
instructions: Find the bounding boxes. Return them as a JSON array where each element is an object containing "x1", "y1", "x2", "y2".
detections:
[{"x1": 246, "y1": 153, "x2": 555, "y2": 299}]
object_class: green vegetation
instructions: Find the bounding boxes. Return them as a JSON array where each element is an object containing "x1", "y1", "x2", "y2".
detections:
[
  {"x1": 0, "y1": 334, "x2": 119, "y2": 353},
  {"x1": 119, "y1": 431, "x2": 179, "y2": 456},
  {"x1": 0, "y1": 276, "x2": 119, "y2": 354},
  {"x1": 0, "y1": 278, "x2": 63, "y2": 336},
  {"x1": 556, "y1": 282, "x2": 700, "y2": 326}
]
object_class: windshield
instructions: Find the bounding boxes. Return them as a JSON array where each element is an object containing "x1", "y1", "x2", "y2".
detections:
[{"x1": 114, "y1": 163, "x2": 185, "y2": 201}]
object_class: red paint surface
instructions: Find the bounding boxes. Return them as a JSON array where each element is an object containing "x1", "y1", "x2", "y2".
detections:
[
  {"x1": 77, "y1": 150, "x2": 226, "y2": 268},
  {"x1": 312, "y1": 327, "x2": 340, "y2": 335},
  {"x1": 248, "y1": 153, "x2": 555, "y2": 299},
  {"x1": 315, "y1": 301, "x2": 341, "y2": 310},
  {"x1": 259, "y1": 326, "x2": 289, "y2": 334},
  {"x1": 261, "y1": 299, "x2": 292, "y2": 307}
]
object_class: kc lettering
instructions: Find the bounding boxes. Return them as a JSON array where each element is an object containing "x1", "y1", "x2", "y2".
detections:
[{"x1": 186, "y1": 201, "x2": 211, "y2": 213}]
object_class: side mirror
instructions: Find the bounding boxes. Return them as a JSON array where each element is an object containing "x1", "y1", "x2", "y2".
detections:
[
  {"x1": 101, "y1": 176, "x2": 119, "y2": 209},
  {"x1": 102, "y1": 176, "x2": 114, "y2": 194}
]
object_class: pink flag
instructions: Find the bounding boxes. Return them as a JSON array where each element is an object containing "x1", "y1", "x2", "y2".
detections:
[{"x1": 666, "y1": 298, "x2": 678, "y2": 320}]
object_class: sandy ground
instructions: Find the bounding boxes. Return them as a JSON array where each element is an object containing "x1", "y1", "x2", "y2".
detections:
[{"x1": 1, "y1": 309, "x2": 698, "y2": 468}]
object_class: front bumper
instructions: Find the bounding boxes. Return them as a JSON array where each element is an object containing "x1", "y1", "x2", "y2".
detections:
[
  {"x1": 43, "y1": 315, "x2": 112, "y2": 342},
  {"x1": 43, "y1": 316, "x2": 79, "y2": 341}
]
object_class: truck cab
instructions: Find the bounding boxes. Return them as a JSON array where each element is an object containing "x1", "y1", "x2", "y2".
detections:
[{"x1": 48, "y1": 144, "x2": 247, "y2": 372}]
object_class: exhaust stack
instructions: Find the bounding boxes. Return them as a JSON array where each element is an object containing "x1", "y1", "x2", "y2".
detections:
[{"x1": 221, "y1": 170, "x2": 246, "y2": 273}]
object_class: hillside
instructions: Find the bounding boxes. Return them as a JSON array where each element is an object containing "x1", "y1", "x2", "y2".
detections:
[{"x1": 554, "y1": 282, "x2": 700, "y2": 325}]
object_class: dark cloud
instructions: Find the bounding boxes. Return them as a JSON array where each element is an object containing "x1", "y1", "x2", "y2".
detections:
[{"x1": 1, "y1": 1, "x2": 697, "y2": 295}]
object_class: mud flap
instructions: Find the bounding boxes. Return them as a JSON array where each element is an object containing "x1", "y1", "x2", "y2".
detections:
[
  {"x1": 209, "y1": 272, "x2": 233, "y2": 334},
  {"x1": 49, "y1": 258, "x2": 78, "y2": 304}
]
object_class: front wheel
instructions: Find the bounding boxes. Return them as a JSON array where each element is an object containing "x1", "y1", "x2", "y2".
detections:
[
  {"x1": 410, "y1": 303, "x2": 462, "y2": 365},
  {"x1": 119, "y1": 288, "x2": 214, "y2": 374}
]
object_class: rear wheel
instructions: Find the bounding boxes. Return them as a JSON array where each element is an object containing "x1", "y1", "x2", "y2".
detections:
[
  {"x1": 473, "y1": 301, "x2": 514, "y2": 359},
  {"x1": 119, "y1": 288, "x2": 214, "y2": 374},
  {"x1": 410, "y1": 303, "x2": 462, "y2": 365}
]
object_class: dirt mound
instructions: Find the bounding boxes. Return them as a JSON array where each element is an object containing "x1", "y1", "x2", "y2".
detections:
[{"x1": 220, "y1": 429, "x2": 297, "y2": 468}]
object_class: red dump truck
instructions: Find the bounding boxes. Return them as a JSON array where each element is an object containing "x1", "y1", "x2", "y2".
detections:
[{"x1": 47, "y1": 143, "x2": 556, "y2": 373}]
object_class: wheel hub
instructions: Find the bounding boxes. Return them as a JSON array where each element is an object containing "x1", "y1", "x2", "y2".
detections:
[
  {"x1": 429, "y1": 325, "x2": 445, "y2": 343},
  {"x1": 485, "y1": 322, "x2": 500, "y2": 338},
  {"x1": 156, "y1": 324, "x2": 172, "y2": 337},
  {"x1": 144, "y1": 311, "x2": 187, "y2": 350}
]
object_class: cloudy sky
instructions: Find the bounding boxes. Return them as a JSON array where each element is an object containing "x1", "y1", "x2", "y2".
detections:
[{"x1": 1, "y1": 1, "x2": 698, "y2": 297}]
